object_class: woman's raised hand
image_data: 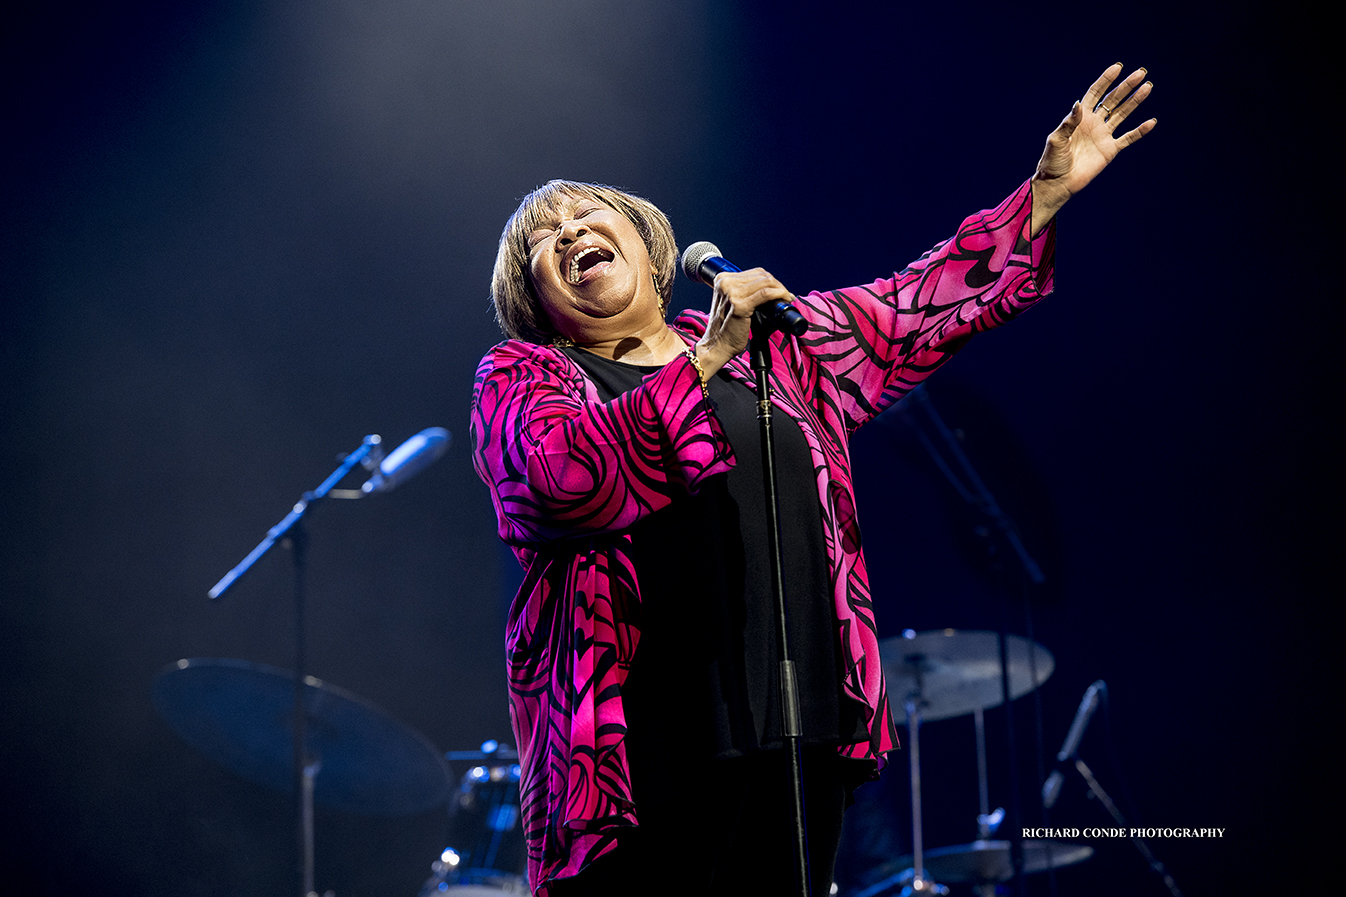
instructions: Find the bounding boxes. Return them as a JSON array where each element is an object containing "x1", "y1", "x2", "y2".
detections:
[{"x1": 1031, "y1": 63, "x2": 1156, "y2": 235}]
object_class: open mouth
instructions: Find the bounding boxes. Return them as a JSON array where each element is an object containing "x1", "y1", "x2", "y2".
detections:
[{"x1": 567, "y1": 245, "x2": 615, "y2": 285}]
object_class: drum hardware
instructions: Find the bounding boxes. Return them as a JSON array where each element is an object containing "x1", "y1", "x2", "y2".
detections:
[
  {"x1": 418, "y1": 740, "x2": 528, "y2": 896},
  {"x1": 892, "y1": 382, "x2": 1055, "y2": 894},
  {"x1": 879, "y1": 630, "x2": 1055, "y2": 726},
  {"x1": 153, "y1": 657, "x2": 451, "y2": 814},
  {"x1": 154, "y1": 658, "x2": 452, "y2": 897},
  {"x1": 880, "y1": 839, "x2": 1094, "y2": 887},
  {"x1": 889, "y1": 644, "x2": 948, "y2": 897},
  {"x1": 445, "y1": 739, "x2": 519, "y2": 762},
  {"x1": 858, "y1": 629, "x2": 1061, "y2": 897}
]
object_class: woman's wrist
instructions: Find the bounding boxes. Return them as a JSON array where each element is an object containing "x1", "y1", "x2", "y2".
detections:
[
  {"x1": 685, "y1": 348, "x2": 711, "y2": 398},
  {"x1": 1030, "y1": 175, "x2": 1069, "y2": 237},
  {"x1": 691, "y1": 341, "x2": 726, "y2": 380}
]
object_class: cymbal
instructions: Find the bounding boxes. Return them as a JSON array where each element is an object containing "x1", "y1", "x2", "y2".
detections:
[
  {"x1": 879, "y1": 629, "x2": 1054, "y2": 723},
  {"x1": 886, "y1": 839, "x2": 1093, "y2": 883},
  {"x1": 153, "y1": 657, "x2": 451, "y2": 814}
]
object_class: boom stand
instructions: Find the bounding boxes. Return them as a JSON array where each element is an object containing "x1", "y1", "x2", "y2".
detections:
[
  {"x1": 749, "y1": 317, "x2": 811, "y2": 897},
  {"x1": 1072, "y1": 757, "x2": 1184, "y2": 897},
  {"x1": 207, "y1": 434, "x2": 383, "y2": 897}
]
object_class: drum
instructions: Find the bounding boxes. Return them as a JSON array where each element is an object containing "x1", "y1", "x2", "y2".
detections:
[{"x1": 418, "y1": 758, "x2": 527, "y2": 896}]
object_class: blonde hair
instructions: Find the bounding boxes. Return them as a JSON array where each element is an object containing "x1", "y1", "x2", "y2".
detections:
[{"x1": 490, "y1": 180, "x2": 678, "y2": 343}]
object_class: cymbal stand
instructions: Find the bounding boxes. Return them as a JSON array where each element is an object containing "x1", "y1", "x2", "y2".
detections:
[
  {"x1": 207, "y1": 434, "x2": 383, "y2": 897},
  {"x1": 900, "y1": 385, "x2": 1046, "y2": 895},
  {"x1": 897, "y1": 665, "x2": 947, "y2": 897},
  {"x1": 970, "y1": 705, "x2": 1004, "y2": 897},
  {"x1": 974, "y1": 707, "x2": 995, "y2": 837}
]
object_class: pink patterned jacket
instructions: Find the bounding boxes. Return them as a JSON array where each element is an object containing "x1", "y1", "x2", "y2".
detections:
[{"x1": 470, "y1": 181, "x2": 1055, "y2": 894}]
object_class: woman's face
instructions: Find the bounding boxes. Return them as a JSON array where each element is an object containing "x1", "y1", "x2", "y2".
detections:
[{"x1": 526, "y1": 195, "x2": 660, "y2": 343}]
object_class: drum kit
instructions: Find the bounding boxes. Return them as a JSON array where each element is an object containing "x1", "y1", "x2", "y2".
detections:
[
  {"x1": 168, "y1": 429, "x2": 531, "y2": 895},
  {"x1": 161, "y1": 361, "x2": 1102, "y2": 893},
  {"x1": 153, "y1": 658, "x2": 529, "y2": 896},
  {"x1": 853, "y1": 629, "x2": 1093, "y2": 897},
  {"x1": 153, "y1": 628, "x2": 1091, "y2": 897}
]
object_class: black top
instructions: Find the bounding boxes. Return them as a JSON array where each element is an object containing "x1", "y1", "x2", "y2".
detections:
[{"x1": 564, "y1": 347, "x2": 868, "y2": 763}]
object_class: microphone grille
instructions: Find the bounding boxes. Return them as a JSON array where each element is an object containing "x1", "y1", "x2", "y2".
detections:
[{"x1": 680, "y1": 241, "x2": 722, "y2": 285}]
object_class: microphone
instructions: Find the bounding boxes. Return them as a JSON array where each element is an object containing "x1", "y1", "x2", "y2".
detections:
[
  {"x1": 362, "y1": 427, "x2": 451, "y2": 494},
  {"x1": 680, "y1": 241, "x2": 807, "y2": 337},
  {"x1": 1042, "y1": 680, "x2": 1105, "y2": 809}
]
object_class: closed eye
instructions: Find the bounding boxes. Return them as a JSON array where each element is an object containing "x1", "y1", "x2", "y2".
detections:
[{"x1": 527, "y1": 202, "x2": 600, "y2": 248}]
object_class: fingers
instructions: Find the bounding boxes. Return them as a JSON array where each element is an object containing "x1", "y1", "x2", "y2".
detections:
[
  {"x1": 1096, "y1": 67, "x2": 1149, "y2": 126},
  {"x1": 697, "y1": 268, "x2": 795, "y2": 374},
  {"x1": 1051, "y1": 100, "x2": 1083, "y2": 142},
  {"x1": 712, "y1": 268, "x2": 795, "y2": 317},
  {"x1": 1114, "y1": 117, "x2": 1157, "y2": 151},
  {"x1": 1081, "y1": 62, "x2": 1125, "y2": 110},
  {"x1": 1105, "y1": 77, "x2": 1152, "y2": 129},
  {"x1": 1036, "y1": 100, "x2": 1082, "y2": 181}
]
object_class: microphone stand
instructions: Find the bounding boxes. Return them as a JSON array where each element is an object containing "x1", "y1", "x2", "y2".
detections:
[
  {"x1": 1071, "y1": 757, "x2": 1184, "y2": 897},
  {"x1": 750, "y1": 314, "x2": 811, "y2": 897},
  {"x1": 207, "y1": 434, "x2": 383, "y2": 897}
]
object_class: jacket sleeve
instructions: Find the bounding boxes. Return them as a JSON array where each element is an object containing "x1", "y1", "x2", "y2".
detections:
[
  {"x1": 471, "y1": 341, "x2": 735, "y2": 546},
  {"x1": 794, "y1": 179, "x2": 1056, "y2": 431}
]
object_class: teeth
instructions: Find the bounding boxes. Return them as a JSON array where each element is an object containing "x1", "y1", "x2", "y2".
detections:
[{"x1": 568, "y1": 246, "x2": 601, "y2": 284}]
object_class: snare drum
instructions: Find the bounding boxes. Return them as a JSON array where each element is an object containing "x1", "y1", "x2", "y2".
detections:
[{"x1": 418, "y1": 757, "x2": 527, "y2": 896}]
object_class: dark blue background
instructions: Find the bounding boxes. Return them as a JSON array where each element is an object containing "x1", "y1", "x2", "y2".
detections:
[{"x1": 2, "y1": 2, "x2": 1329, "y2": 894}]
